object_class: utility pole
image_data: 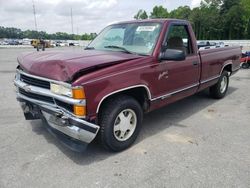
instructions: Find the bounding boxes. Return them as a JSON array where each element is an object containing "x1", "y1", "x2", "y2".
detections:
[
  {"x1": 32, "y1": 0, "x2": 38, "y2": 32},
  {"x1": 71, "y1": 7, "x2": 74, "y2": 34}
]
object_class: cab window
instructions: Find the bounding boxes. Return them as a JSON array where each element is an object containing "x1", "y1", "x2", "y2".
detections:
[{"x1": 165, "y1": 25, "x2": 193, "y2": 55}]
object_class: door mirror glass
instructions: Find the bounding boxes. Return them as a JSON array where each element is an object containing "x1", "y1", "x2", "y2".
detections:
[{"x1": 159, "y1": 49, "x2": 186, "y2": 61}]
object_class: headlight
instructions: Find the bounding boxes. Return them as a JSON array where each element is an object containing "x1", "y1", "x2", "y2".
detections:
[
  {"x1": 50, "y1": 83, "x2": 86, "y2": 117},
  {"x1": 50, "y1": 83, "x2": 86, "y2": 99},
  {"x1": 50, "y1": 83, "x2": 72, "y2": 97}
]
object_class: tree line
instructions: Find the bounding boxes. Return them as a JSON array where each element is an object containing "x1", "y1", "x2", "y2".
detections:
[
  {"x1": 0, "y1": 26, "x2": 97, "y2": 40},
  {"x1": 134, "y1": 0, "x2": 250, "y2": 40}
]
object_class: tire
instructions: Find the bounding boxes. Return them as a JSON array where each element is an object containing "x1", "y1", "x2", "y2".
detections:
[
  {"x1": 242, "y1": 62, "x2": 250, "y2": 69},
  {"x1": 98, "y1": 95, "x2": 143, "y2": 152},
  {"x1": 209, "y1": 71, "x2": 229, "y2": 99}
]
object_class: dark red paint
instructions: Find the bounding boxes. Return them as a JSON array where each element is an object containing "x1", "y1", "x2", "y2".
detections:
[{"x1": 17, "y1": 19, "x2": 242, "y2": 120}]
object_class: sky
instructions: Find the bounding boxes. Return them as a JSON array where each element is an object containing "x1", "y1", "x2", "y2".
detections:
[{"x1": 0, "y1": 0, "x2": 202, "y2": 34}]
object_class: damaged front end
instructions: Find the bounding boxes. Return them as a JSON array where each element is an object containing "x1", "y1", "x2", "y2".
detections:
[{"x1": 14, "y1": 68, "x2": 100, "y2": 150}]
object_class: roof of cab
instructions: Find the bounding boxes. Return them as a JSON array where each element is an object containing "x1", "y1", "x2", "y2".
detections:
[{"x1": 112, "y1": 19, "x2": 188, "y2": 25}]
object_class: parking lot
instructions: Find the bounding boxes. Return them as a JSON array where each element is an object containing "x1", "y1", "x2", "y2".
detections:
[{"x1": 0, "y1": 47, "x2": 250, "y2": 188}]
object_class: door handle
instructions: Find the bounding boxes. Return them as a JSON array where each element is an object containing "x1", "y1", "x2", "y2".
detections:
[{"x1": 192, "y1": 61, "x2": 198, "y2": 66}]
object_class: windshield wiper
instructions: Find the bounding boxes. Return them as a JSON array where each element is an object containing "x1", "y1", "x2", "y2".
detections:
[
  {"x1": 104, "y1": 45, "x2": 134, "y2": 54},
  {"x1": 84, "y1": 46, "x2": 95, "y2": 50}
]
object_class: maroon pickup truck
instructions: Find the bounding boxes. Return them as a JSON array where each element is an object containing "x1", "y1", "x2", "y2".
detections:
[{"x1": 14, "y1": 19, "x2": 241, "y2": 151}]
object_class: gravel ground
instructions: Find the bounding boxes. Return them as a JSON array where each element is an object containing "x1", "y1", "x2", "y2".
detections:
[{"x1": 0, "y1": 48, "x2": 250, "y2": 188}]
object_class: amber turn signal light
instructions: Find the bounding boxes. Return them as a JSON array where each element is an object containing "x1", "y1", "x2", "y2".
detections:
[
  {"x1": 73, "y1": 105, "x2": 86, "y2": 116},
  {"x1": 72, "y1": 88, "x2": 86, "y2": 99}
]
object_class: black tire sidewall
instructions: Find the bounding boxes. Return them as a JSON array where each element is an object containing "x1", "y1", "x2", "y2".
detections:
[
  {"x1": 242, "y1": 63, "x2": 249, "y2": 69},
  {"x1": 219, "y1": 72, "x2": 229, "y2": 96},
  {"x1": 210, "y1": 71, "x2": 229, "y2": 99},
  {"x1": 100, "y1": 96, "x2": 143, "y2": 151}
]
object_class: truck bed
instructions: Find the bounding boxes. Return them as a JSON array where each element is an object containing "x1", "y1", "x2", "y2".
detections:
[{"x1": 199, "y1": 46, "x2": 241, "y2": 82}]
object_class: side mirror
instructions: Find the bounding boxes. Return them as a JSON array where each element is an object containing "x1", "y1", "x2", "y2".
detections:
[{"x1": 159, "y1": 49, "x2": 186, "y2": 61}]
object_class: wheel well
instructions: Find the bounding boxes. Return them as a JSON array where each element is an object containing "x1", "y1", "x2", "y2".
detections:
[
  {"x1": 222, "y1": 64, "x2": 232, "y2": 75},
  {"x1": 98, "y1": 87, "x2": 150, "y2": 115}
]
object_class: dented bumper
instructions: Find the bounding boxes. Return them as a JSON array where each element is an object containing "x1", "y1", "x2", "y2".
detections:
[
  {"x1": 14, "y1": 70, "x2": 99, "y2": 146},
  {"x1": 16, "y1": 93, "x2": 99, "y2": 144}
]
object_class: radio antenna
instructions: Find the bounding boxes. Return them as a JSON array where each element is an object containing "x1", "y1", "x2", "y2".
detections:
[
  {"x1": 32, "y1": 0, "x2": 38, "y2": 31},
  {"x1": 71, "y1": 7, "x2": 74, "y2": 34}
]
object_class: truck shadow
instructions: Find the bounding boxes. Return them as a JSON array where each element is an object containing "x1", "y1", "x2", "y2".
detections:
[{"x1": 30, "y1": 87, "x2": 237, "y2": 165}]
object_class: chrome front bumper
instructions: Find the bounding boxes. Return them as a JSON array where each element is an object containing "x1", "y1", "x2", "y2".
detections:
[
  {"x1": 16, "y1": 92, "x2": 100, "y2": 144},
  {"x1": 14, "y1": 70, "x2": 100, "y2": 144},
  {"x1": 41, "y1": 105, "x2": 99, "y2": 144}
]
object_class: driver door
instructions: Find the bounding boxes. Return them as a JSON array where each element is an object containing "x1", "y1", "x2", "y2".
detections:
[{"x1": 156, "y1": 24, "x2": 200, "y2": 100}]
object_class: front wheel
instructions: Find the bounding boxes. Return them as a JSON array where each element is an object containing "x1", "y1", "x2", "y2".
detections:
[
  {"x1": 209, "y1": 71, "x2": 229, "y2": 99},
  {"x1": 98, "y1": 95, "x2": 143, "y2": 152}
]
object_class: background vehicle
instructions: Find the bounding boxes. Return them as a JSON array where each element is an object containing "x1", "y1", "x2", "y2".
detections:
[
  {"x1": 197, "y1": 41, "x2": 212, "y2": 49},
  {"x1": 8, "y1": 39, "x2": 19, "y2": 45},
  {"x1": 241, "y1": 51, "x2": 250, "y2": 69},
  {"x1": 31, "y1": 39, "x2": 52, "y2": 50},
  {"x1": 198, "y1": 41, "x2": 227, "y2": 50},
  {"x1": 22, "y1": 38, "x2": 32, "y2": 45},
  {"x1": 14, "y1": 19, "x2": 241, "y2": 152},
  {"x1": 216, "y1": 42, "x2": 225, "y2": 47},
  {"x1": 0, "y1": 40, "x2": 8, "y2": 45},
  {"x1": 55, "y1": 41, "x2": 68, "y2": 47},
  {"x1": 69, "y1": 42, "x2": 80, "y2": 46}
]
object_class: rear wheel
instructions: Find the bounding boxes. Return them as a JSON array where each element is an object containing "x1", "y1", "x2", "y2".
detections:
[
  {"x1": 98, "y1": 95, "x2": 143, "y2": 152},
  {"x1": 242, "y1": 62, "x2": 250, "y2": 69},
  {"x1": 209, "y1": 71, "x2": 229, "y2": 99}
]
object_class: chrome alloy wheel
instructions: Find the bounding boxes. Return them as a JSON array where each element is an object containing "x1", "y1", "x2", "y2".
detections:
[
  {"x1": 220, "y1": 75, "x2": 228, "y2": 93},
  {"x1": 113, "y1": 109, "x2": 137, "y2": 141}
]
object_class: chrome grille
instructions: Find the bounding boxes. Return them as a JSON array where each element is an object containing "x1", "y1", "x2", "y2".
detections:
[
  {"x1": 19, "y1": 88, "x2": 54, "y2": 104},
  {"x1": 20, "y1": 74, "x2": 50, "y2": 89},
  {"x1": 15, "y1": 69, "x2": 84, "y2": 115}
]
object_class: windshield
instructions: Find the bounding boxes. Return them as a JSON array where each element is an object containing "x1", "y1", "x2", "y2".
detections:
[{"x1": 87, "y1": 22, "x2": 162, "y2": 55}]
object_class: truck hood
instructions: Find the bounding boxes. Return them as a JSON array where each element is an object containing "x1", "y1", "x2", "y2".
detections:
[{"x1": 17, "y1": 50, "x2": 142, "y2": 82}]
